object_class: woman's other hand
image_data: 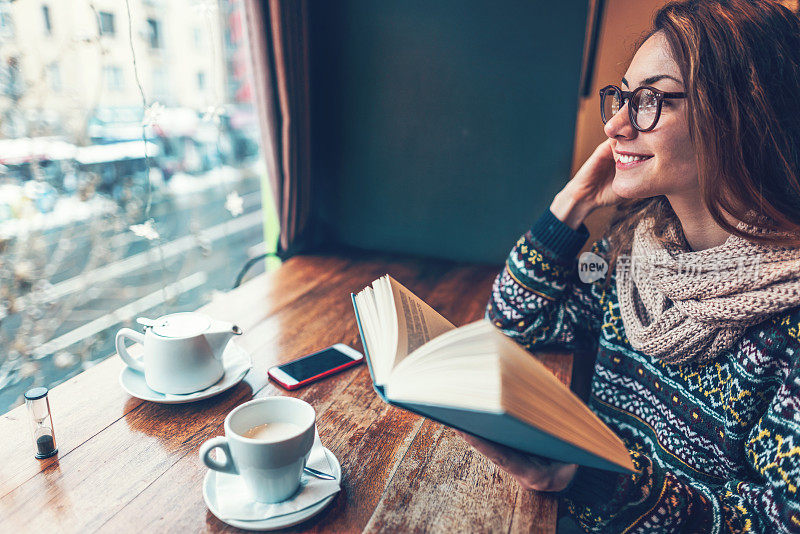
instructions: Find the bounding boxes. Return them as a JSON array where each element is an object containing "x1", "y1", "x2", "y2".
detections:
[
  {"x1": 551, "y1": 138, "x2": 621, "y2": 230},
  {"x1": 456, "y1": 430, "x2": 578, "y2": 492}
]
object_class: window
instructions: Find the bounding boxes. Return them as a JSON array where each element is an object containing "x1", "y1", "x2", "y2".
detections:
[
  {"x1": 99, "y1": 11, "x2": 115, "y2": 36},
  {"x1": 102, "y1": 65, "x2": 124, "y2": 91},
  {"x1": 197, "y1": 71, "x2": 206, "y2": 91},
  {"x1": 0, "y1": 0, "x2": 273, "y2": 415},
  {"x1": 146, "y1": 18, "x2": 161, "y2": 49},
  {"x1": 42, "y1": 5, "x2": 52, "y2": 35},
  {"x1": 193, "y1": 27, "x2": 203, "y2": 49},
  {"x1": 46, "y1": 62, "x2": 61, "y2": 91},
  {"x1": 152, "y1": 67, "x2": 168, "y2": 101}
]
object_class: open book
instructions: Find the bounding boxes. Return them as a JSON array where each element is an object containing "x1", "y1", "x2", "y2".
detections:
[{"x1": 351, "y1": 274, "x2": 635, "y2": 473}]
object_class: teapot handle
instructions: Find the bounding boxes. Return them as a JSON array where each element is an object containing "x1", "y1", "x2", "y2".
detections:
[{"x1": 116, "y1": 328, "x2": 146, "y2": 372}]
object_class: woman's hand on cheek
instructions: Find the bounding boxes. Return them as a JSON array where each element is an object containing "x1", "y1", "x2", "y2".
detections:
[
  {"x1": 456, "y1": 430, "x2": 578, "y2": 492},
  {"x1": 551, "y1": 138, "x2": 621, "y2": 230}
]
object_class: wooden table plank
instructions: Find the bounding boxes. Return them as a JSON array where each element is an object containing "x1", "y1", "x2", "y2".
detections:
[
  {"x1": 0, "y1": 253, "x2": 572, "y2": 533},
  {"x1": 366, "y1": 419, "x2": 523, "y2": 533}
]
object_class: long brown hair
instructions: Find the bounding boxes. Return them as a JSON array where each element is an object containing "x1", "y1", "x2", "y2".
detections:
[{"x1": 604, "y1": 0, "x2": 800, "y2": 278}]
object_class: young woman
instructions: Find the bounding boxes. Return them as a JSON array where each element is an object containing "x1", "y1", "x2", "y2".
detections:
[{"x1": 461, "y1": 0, "x2": 800, "y2": 531}]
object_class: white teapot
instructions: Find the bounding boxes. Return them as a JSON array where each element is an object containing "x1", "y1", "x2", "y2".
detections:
[{"x1": 116, "y1": 312, "x2": 242, "y2": 394}]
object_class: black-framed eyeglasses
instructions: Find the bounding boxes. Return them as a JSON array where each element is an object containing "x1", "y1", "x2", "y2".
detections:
[{"x1": 599, "y1": 84, "x2": 687, "y2": 132}]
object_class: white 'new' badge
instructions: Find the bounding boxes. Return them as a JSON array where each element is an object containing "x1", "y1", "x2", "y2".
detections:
[{"x1": 578, "y1": 252, "x2": 608, "y2": 283}]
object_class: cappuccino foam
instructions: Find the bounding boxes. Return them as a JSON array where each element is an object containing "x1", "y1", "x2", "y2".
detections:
[{"x1": 243, "y1": 422, "x2": 302, "y2": 441}]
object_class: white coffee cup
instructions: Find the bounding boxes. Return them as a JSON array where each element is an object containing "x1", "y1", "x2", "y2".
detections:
[
  {"x1": 115, "y1": 312, "x2": 241, "y2": 394},
  {"x1": 199, "y1": 397, "x2": 316, "y2": 503}
]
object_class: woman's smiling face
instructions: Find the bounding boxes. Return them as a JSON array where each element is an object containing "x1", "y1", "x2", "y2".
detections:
[{"x1": 605, "y1": 31, "x2": 698, "y2": 200}]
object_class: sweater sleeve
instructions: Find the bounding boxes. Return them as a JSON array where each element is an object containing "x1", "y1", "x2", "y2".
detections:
[
  {"x1": 485, "y1": 208, "x2": 607, "y2": 353},
  {"x1": 562, "y1": 353, "x2": 800, "y2": 533}
]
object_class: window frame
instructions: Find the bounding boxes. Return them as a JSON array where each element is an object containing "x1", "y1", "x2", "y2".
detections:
[{"x1": 99, "y1": 11, "x2": 116, "y2": 37}]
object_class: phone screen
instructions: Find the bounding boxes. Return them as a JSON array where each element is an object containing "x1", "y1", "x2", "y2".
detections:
[{"x1": 277, "y1": 348, "x2": 356, "y2": 382}]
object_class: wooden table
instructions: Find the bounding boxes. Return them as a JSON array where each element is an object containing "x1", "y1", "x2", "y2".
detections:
[{"x1": 0, "y1": 252, "x2": 571, "y2": 533}]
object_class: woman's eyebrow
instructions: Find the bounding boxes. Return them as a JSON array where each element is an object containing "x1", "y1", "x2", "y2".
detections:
[{"x1": 621, "y1": 74, "x2": 683, "y2": 87}]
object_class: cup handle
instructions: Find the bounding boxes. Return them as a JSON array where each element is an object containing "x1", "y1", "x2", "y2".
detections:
[
  {"x1": 115, "y1": 328, "x2": 146, "y2": 372},
  {"x1": 200, "y1": 437, "x2": 238, "y2": 475}
]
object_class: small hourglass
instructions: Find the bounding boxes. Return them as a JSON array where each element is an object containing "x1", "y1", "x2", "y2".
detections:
[{"x1": 25, "y1": 387, "x2": 58, "y2": 459}]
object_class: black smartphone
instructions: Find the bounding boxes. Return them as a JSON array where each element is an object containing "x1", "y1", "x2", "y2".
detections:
[{"x1": 268, "y1": 344, "x2": 364, "y2": 390}]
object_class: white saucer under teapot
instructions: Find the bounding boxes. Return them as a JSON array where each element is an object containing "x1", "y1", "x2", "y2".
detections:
[{"x1": 116, "y1": 312, "x2": 242, "y2": 395}]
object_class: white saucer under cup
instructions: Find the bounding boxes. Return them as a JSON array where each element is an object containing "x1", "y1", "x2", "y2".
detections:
[{"x1": 203, "y1": 446, "x2": 342, "y2": 531}]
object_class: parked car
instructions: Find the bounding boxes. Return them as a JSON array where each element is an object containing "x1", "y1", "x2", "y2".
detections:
[
  {"x1": 0, "y1": 137, "x2": 77, "y2": 190},
  {"x1": 75, "y1": 140, "x2": 161, "y2": 202}
]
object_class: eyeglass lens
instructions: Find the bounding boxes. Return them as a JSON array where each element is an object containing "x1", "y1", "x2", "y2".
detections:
[{"x1": 602, "y1": 87, "x2": 659, "y2": 130}]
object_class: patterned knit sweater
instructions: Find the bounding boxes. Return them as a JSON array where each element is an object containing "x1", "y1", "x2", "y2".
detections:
[{"x1": 486, "y1": 208, "x2": 800, "y2": 533}]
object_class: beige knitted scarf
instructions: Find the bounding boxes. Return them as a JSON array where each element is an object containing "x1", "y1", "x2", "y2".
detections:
[{"x1": 615, "y1": 214, "x2": 800, "y2": 365}]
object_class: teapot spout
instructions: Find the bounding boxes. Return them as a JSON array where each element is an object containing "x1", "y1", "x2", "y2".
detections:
[{"x1": 204, "y1": 320, "x2": 242, "y2": 358}]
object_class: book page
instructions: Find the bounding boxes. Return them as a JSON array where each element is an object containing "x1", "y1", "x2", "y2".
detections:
[
  {"x1": 387, "y1": 275, "x2": 455, "y2": 368},
  {"x1": 384, "y1": 319, "x2": 635, "y2": 472},
  {"x1": 354, "y1": 289, "x2": 382, "y2": 382},
  {"x1": 387, "y1": 319, "x2": 502, "y2": 411}
]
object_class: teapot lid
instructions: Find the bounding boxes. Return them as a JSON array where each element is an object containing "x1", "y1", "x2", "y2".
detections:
[{"x1": 151, "y1": 313, "x2": 211, "y2": 338}]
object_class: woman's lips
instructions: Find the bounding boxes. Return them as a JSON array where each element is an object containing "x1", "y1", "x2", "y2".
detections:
[{"x1": 616, "y1": 155, "x2": 654, "y2": 169}]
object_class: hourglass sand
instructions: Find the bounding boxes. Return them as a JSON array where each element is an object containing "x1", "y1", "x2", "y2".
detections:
[{"x1": 25, "y1": 387, "x2": 58, "y2": 459}]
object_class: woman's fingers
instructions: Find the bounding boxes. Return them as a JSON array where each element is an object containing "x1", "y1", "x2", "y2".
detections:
[{"x1": 455, "y1": 429, "x2": 578, "y2": 492}]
